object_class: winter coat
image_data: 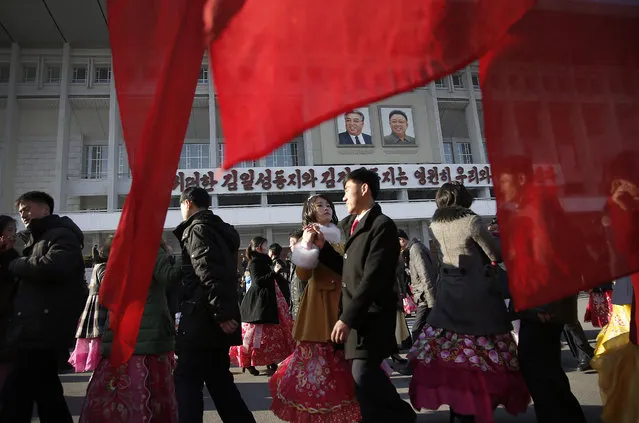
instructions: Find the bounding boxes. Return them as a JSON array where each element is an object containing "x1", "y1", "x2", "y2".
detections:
[
  {"x1": 0, "y1": 248, "x2": 18, "y2": 359},
  {"x1": 7, "y1": 215, "x2": 88, "y2": 350},
  {"x1": 240, "y1": 253, "x2": 287, "y2": 324},
  {"x1": 173, "y1": 210, "x2": 243, "y2": 351},
  {"x1": 319, "y1": 203, "x2": 400, "y2": 360},
  {"x1": 293, "y1": 243, "x2": 344, "y2": 343},
  {"x1": 427, "y1": 206, "x2": 511, "y2": 336},
  {"x1": 405, "y1": 238, "x2": 438, "y2": 308},
  {"x1": 102, "y1": 248, "x2": 181, "y2": 356}
]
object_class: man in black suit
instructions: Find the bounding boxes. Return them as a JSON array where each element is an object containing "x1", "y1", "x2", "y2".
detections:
[
  {"x1": 338, "y1": 110, "x2": 373, "y2": 145},
  {"x1": 306, "y1": 167, "x2": 416, "y2": 422}
]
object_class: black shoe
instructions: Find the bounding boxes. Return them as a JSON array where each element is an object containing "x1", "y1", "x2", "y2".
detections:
[
  {"x1": 242, "y1": 366, "x2": 260, "y2": 376},
  {"x1": 391, "y1": 354, "x2": 408, "y2": 365},
  {"x1": 387, "y1": 357, "x2": 413, "y2": 376},
  {"x1": 577, "y1": 361, "x2": 593, "y2": 372},
  {"x1": 266, "y1": 363, "x2": 278, "y2": 372}
]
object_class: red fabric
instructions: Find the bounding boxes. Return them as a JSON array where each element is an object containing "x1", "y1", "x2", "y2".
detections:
[
  {"x1": 100, "y1": 0, "x2": 206, "y2": 366},
  {"x1": 207, "y1": 0, "x2": 534, "y2": 169},
  {"x1": 349, "y1": 219, "x2": 359, "y2": 236},
  {"x1": 481, "y1": 2, "x2": 639, "y2": 311},
  {"x1": 584, "y1": 291, "x2": 613, "y2": 328}
]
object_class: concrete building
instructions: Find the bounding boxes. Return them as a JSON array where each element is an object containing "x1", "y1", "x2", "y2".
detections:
[{"x1": 0, "y1": 1, "x2": 497, "y2": 254}]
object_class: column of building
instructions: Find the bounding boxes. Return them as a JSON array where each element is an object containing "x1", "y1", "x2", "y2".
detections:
[
  {"x1": 53, "y1": 43, "x2": 71, "y2": 212},
  {"x1": 107, "y1": 74, "x2": 120, "y2": 212},
  {"x1": 0, "y1": 44, "x2": 20, "y2": 214},
  {"x1": 207, "y1": 65, "x2": 219, "y2": 208},
  {"x1": 464, "y1": 66, "x2": 491, "y2": 199}
]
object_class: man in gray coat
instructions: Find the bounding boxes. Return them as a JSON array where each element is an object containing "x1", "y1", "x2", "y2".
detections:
[{"x1": 398, "y1": 230, "x2": 437, "y2": 342}]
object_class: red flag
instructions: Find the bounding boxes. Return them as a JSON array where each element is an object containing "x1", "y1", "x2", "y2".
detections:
[
  {"x1": 208, "y1": 0, "x2": 535, "y2": 169},
  {"x1": 100, "y1": 0, "x2": 205, "y2": 366},
  {"x1": 480, "y1": 1, "x2": 639, "y2": 311}
]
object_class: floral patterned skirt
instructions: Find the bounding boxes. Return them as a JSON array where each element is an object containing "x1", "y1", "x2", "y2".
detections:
[
  {"x1": 593, "y1": 304, "x2": 632, "y2": 359},
  {"x1": 230, "y1": 284, "x2": 295, "y2": 367},
  {"x1": 269, "y1": 342, "x2": 361, "y2": 423},
  {"x1": 584, "y1": 291, "x2": 614, "y2": 328},
  {"x1": 79, "y1": 353, "x2": 178, "y2": 423},
  {"x1": 408, "y1": 324, "x2": 530, "y2": 423}
]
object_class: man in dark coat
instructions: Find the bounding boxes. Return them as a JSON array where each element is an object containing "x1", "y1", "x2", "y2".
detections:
[
  {"x1": 173, "y1": 187, "x2": 254, "y2": 423},
  {"x1": 0, "y1": 191, "x2": 87, "y2": 423},
  {"x1": 310, "y1": 167, "x2": 416, "y2": 423}
]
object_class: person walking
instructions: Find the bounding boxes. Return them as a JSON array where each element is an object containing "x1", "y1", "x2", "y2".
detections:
[
  {"x1": 0, "y1": 191, "x2": 88, "y2": 423},
  {"x1": 231, "y1": 237, "x2": 295, "y2": 375},
  {"x1": 270, "y1": 194, "x2": 361, "y2": 423},
  {"x1": 0, "y1": 216, "x2": 18, "y2": 390},
  {"x1": 312, "y1": 167, "x2": 417, "y2": 423},
  {"x1": 173, "y1": 187, "x2": 255, "y2": 423}
]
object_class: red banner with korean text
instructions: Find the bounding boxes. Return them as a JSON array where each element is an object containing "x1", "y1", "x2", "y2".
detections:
[
  {"x1": 481, "y1": 2, "x2": 639, "y2": 314},
  {"x1": 101, "y1": 0, "x2": 206, "y2": 366}
]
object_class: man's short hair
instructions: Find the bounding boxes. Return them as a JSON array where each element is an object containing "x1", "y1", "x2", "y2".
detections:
[
  {"x1": 344, "y1": 110, "x2": 365, "y2": 121},
  {"x1": 15, "y1": 191, "x2": 55, "y2": 214},
  {"x1": 269, "y1": 243, "x2": 283, "y2": 257},
  {"x1": 180, "y1": 187, "x2": 211, "y2": 209},
  {"x1": 388, "y1": 110, "x2": 408, "y2": 122},
  {"x1": 289, "y1": 229, "x2": 304, "y2": 240},
  {"x1": 398, "y1": 229, "x2": 409, "y2": 240},
  {"x1": 344, "y1": 167, "x2": 381, "y2": 200}
]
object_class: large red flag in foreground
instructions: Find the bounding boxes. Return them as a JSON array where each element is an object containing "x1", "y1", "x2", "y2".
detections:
[
  {"x1": 103, "y1": 0, "x2": 532, "y2": 365},
  {"x1": 480, "y1": 2, "x2": 639, "y2": 312},
  {"x1": 100, "y1": 0, "x2": 206, "y2": 366}
]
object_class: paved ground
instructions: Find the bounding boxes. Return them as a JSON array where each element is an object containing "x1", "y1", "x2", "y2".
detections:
[{"x1": 56, "y1": 295, "x2": 604, "y2": 422}]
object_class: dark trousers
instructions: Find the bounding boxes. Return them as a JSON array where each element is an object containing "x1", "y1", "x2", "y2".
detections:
[
  {"x1": 518, "y1": 320, "x2": 586, "y2": 423},
  {"x1": 0, "y1": 349, "x2": 72, "y2": 423},
  {"x1": 411, "y1": 304, "x2": 431, "y2": 343},
  {"x1": 563, "y1": 321, "x2": 594, "y2": 364},
  {"x1": 351, "y1": 355, "x2": 416, "y2": 423},
  {"x1": 175, "y1": 348, "x2": 255, "y2": 423}
]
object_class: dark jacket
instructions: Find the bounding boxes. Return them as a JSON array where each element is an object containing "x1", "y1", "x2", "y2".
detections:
[
  {"x1": 612, "y1": 275, "x2": 634, "y2": 305},
  {"x1": 0, "y1": 248, "x2": 18, "y2": 359},
  {"x1": 7, "y1": 215, "x2": 88, "y2": 350},
  {"x1": 102, "y1": 248, "x2": 181, "y2": 356},
  {"x1": 173, "y1": 210, "x2": 242, "y2": 351},
  {"x1": 240, "y1": 253, "x2": 285, "y2": 324},
  {"x1": 319, "y1": 203, "x2": 400, "y2": 360},
  {"x1": 272, "y1": 257, "x2": 291, "y2": 305}
]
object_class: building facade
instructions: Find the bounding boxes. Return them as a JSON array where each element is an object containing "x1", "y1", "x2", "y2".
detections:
[{"x1": 0, "y1": 3, "x2": 496, "y2": 253}]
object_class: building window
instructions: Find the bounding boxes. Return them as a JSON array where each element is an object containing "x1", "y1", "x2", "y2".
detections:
[
  {"x1": 456, "y1": 142, "x2": 473, "y2": 164},
  {"x1": 179, "y1": 143, "x2": 210, "y2": 169},
  {"x1": 45, "y1": 65, "x2": 61, "y2": 84},
  {"x1": 0, "y1": 65, "x2": 10, "y2": 83},
  {"x1": 83, "y1": 145, "x2": 108, "y2": 179},
  {"x1": 198, "y1": 66, "x2": 208, "y2": 83},
  {"x1": 21, "y1": 65, "x2": 37, "y2": 83},
  {"x1": 217, "y1": 144, "x2": 256, "y2": 168},
  {"x1": 452, "y1": 71, "x2": 465, "y2": 89},
  {"x1": 94, "y1": 66, "x2": 111, "y2": 84},
  {"x1": 471, "y1": 71, "x2": 480, "y2": 90},
  {"x1": 435, "y1": 78, "x2": 447, "y2": 88},
  {"x1": 265, "y1": 142, "x2": 299, "y2": 167},
  {"x1": 442, "y1": 142, "x2": 454, "y2": 164},
  {"x1": 72, "y1": 66, "x2": 88, "y2": 84},
  {"x1": 118, "y1": 144, "x2": 131, "y2": 177}
]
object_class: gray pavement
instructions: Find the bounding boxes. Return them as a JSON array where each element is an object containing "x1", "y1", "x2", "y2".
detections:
[{"x1": 55, "y1": 295, "x2": 604, "y2": 422}]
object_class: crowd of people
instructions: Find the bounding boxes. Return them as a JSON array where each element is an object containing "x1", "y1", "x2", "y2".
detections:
[{"x1": 0, "y1": 166, "x2": 630, "y2": 422}]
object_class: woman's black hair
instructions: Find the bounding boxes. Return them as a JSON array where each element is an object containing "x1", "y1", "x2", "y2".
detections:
[
  {"x1": 435, "y1": 181, "x2": 473, "y2": 209},
  {"x1": 302, "y1": 194, "x2": 339, "y2": 226},
  {"x1": 0, "y1": 215, "x2": 15, "y2": 234},
  {"x1": 246, "y1": 236, "x2": 268, "y2": 260}
]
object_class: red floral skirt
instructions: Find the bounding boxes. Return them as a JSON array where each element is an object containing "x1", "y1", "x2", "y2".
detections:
[
  {"x1": 584, "y1": 291, "x2": 614, "y2": 328},
  {"x1": 79, "y1": 353, "x2": 178, "y2": 423},
  {"x1": 269, "y1": 342, "x2": 361, "y2": 423},
  {"x1": 408, "y1": 325, "x2": 530, "y2": 423},
  {"x1": 230, "y1": 284, "x2": 295, "y2": 367}
]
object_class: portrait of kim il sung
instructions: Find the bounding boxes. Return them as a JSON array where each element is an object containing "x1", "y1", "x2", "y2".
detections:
[
  {"x1": 381, "y1": 107, "x2": 416, "y2": 146},
  {"x1": 337, "y1": 108, "x2": 373, "y2": 146}
]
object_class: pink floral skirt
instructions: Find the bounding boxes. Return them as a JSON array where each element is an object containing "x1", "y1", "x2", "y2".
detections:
[
  {"x1": 69, "y1": 337, "x2": 102, "y2": 372},
  {"x1": 79, "y1": 353, "x2": 178, "y2": 423},
  {"x1": 584, "y1": 291, "x2": 614, "y2": 328},
  {"x1": 230, "y1": 284, "x2": 295, "y2": 367},
  {"x1": 269, "y1": 342, "x2": 361, "y2": 423},
  {"x1": 408, "y1": 324, "x2": 530, "y2": 423}
]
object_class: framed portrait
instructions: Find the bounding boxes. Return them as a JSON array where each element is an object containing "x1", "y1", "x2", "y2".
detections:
[
  {"x1": 379, "y1": 106, "x2": 417, "y2": 146},
  {"x1": 336, "y1": 108, "x2": 374, "y2": 147}
]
